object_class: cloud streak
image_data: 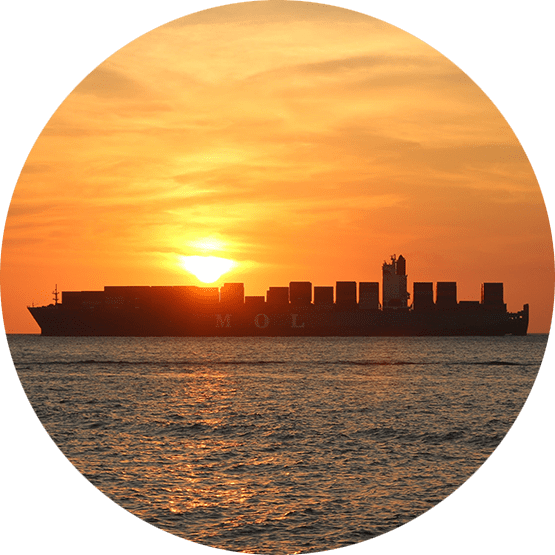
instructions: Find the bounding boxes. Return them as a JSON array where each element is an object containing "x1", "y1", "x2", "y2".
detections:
[{"x1": 3, "y1": 1, "x2": 552, "y2": 332}]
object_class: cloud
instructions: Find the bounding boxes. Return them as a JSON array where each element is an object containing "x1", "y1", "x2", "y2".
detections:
[
  {"x1": 4, "y1": 1, "x2": 550, "y2": 330},
  {"x1": 74, "y1": 66, "x2": 147, "y2": 99}
]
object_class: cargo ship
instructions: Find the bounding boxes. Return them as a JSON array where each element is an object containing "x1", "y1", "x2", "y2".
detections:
[{"x1": 27, "y1": 255, "x2": 529, "y2": 336}]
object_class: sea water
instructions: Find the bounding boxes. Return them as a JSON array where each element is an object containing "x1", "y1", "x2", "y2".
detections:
[{"x1": 8, "y1": 335, "x2": 547, "y2": 554}]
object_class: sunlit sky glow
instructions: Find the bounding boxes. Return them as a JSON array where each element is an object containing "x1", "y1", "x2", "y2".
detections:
[{"x1": 1, "y1": 1, "x2": 553, "y2": 332}]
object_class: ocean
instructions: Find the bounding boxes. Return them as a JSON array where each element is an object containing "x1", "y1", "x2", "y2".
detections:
[{"x1": 8, "y1": 334, "x2": 547, "y2": 554}]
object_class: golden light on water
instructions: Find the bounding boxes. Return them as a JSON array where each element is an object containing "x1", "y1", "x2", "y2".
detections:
[{"x1": 179, "y1": 255, "x2": 236, "y2": 283}]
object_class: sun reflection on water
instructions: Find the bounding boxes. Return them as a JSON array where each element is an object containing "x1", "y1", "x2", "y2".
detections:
[{"x1": 11, "y1": 334, "x2": 546, "y2": 554}]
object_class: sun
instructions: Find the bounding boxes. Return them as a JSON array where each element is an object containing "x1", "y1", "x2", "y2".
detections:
[{"x1": 179, "y1": 255, "x2": 236, "y2": 283}]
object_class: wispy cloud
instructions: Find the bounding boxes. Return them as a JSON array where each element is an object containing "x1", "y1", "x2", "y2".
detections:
[{"x1": 3, "y1": 1, "x2": 551, "y2": 332}]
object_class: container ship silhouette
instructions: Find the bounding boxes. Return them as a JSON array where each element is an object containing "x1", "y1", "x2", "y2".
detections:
[{"x1": 28, "y1": 254, "x2": 529, "y2": 336}]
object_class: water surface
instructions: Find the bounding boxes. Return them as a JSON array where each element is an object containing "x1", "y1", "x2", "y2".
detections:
[{"x1": 10, "y1": 335, "x2": 546, "y2": 554}]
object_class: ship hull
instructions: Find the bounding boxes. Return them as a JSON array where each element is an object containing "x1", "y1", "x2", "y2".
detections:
[{"x1": 28, "y1": 304, "x2": 529, "y2": 337}]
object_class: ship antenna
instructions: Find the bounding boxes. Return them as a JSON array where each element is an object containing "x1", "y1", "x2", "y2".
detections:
[{"x1": 53, "y1": 284, "x2": 59, "y2": 306}]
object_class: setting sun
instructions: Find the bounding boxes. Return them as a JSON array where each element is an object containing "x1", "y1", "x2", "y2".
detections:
[
  {"x1": 1, "y1": 0, "x2": 552, "y2": 333},
  {"x1": 179, "y1": 256, "x2": 236, "y2": 283}
]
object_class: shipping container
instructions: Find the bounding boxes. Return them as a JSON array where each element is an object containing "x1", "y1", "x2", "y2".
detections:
[
  {"x1": 359, "y1": 282, "x2": 379, "y2": 309},
  {"x1": 336, "y1": 281, "x2": 357, "y2": 306},
  {"x1": 289, "y1": 282, "x2": 312, "y2": 305},
  {"x1": 314, "y1": 286, "x2": 334, "y2": 306},
  {"x1": 266, "y1": 286, "x2": 289, "y2": 306},
  {"x1": 244, "y1": 296, "x2": 266, "y2": 309},
  {"x1": 481, "y1": 283, "x2": 504, "y2": 305},
  {"x1": 62, "y1": 290, "x2": 105, "y2": 309},
  {"x1": 413, "y1": 282, "x2": 434, "y2": 310},
  {"x1": 436, "y1": 282, "x2": 457, "y2": 308},
  {"x1": 220, "y1": 283, "x2": 245, "y2": 306}
]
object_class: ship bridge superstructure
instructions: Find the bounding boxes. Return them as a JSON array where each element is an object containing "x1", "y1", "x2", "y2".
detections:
[{"x1": 382, "y1": 254, "x2": 409, "y2": 309}]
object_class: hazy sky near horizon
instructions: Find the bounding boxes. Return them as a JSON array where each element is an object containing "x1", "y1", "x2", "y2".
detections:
[{"x1": 2, "y1": 1, "x2": 553, "y2": 332}]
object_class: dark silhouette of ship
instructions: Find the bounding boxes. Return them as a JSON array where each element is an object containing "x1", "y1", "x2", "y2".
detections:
[{"x1": 28, "y1": 254, "x2": 529, "y2": 336}]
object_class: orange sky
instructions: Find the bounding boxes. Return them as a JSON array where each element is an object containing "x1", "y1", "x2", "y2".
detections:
[{"x1": 1, "y1": 1, "x2": 553, "y2": 333}]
